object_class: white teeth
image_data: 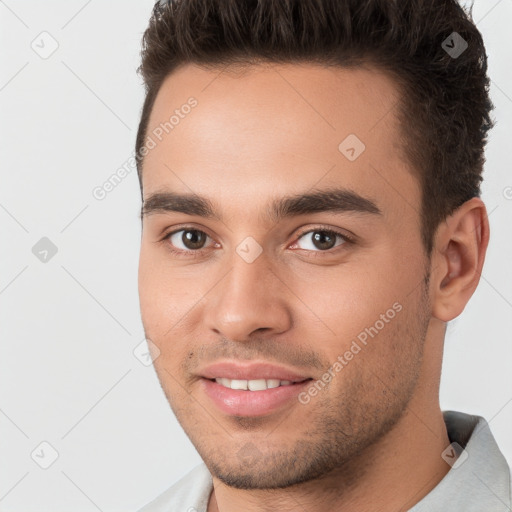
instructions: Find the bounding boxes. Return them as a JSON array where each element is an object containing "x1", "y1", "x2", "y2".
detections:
[
  {"x1": 218, "y1": 377, "x2": 231, "y2": 388},
  {"x1": 230, "y1": 379, "x2": 247, "y2": 390},
  {"x1": 248, "y1": 379, "x2": 267, "y2": 391},
  {"x1": 214, "y1": 378, "x2": 298, "y2": 390}
]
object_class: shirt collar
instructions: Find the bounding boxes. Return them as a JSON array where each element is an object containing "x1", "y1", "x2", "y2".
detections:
[{"x1": 409, "y1": 410, "x2": 511, "y2": 511}]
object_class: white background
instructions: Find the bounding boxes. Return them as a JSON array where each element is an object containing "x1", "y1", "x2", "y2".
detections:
[{"x1": 1, "y1": 1, "x2": 511, "y2": 510}]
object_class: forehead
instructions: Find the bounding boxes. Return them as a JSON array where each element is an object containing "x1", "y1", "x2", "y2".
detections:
[{"x1": 142, "y1": 62, "x2": 418, "y2": 224}]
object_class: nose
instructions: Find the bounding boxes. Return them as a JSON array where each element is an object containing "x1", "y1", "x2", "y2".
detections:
[{"x1": 203, "y1": 249, "x2": 293, "y2": 342}]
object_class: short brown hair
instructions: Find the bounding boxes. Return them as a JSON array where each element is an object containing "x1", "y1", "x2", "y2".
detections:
[{"x1": 135, "y1": 0, "x2": 495, "y2": 256}]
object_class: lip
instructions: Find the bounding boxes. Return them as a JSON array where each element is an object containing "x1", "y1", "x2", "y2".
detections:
[
  {"x1": 200, "y1": 378, "x2": 312, "y2": 417},
  {"x1": 198, "y1": 361, "x2": 311, "y2": 382},
  {"x1": 197, "y1": 361, "x2": 313, "y2": 417}
]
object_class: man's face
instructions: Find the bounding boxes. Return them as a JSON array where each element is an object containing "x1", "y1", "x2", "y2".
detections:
[{"x1": 138, "y1": 62, "x2": 432, "y2": 489}]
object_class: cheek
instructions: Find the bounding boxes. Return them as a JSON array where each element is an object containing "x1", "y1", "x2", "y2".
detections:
[
  {"x1": 138, "y1": 245, "x2": 202, "y2": 369},
  {"x1": 288, "y1": 252, "x2": 422, "y2": 370},
  {"x1": 138, "y1": 244, "x2": 179, "y2": 338},
  {"x1": 343, "y1": 244, "x2": 424, "y2": 310},
  {"x1": 290, "y1": 262, "x2": 404, "y2": 345}
]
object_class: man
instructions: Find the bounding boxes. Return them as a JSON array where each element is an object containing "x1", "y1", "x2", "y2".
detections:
[{"x1": 135, "y1": 0, "x2": 511, "y2": 510}]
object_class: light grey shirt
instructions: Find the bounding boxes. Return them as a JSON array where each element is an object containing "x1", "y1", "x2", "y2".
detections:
[{"x1": 138, "y1": 410, "x2": 511, "y2": 511}]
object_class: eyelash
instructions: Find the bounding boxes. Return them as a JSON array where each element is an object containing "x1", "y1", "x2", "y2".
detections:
[{"x1": 159, "y1": 225, "x2": 355, "y2": 259}]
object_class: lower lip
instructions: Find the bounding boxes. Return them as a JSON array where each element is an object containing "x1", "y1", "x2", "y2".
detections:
[{"x1": 200, "y1": 378, "x2": 312, "y2": 417}]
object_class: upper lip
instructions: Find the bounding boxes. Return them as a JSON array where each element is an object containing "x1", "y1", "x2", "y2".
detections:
[{"x1": 198, "y1": 361, "x2": 312, "y2": 382}]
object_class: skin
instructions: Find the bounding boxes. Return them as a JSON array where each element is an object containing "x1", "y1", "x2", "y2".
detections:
[{"x1": 138, "y1": 62, "x2": 489, "y2": 512}]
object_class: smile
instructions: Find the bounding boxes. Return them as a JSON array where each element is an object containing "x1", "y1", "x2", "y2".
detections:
[{"x1": 210, "y1": 377, "x2": 310, "y2": 391}]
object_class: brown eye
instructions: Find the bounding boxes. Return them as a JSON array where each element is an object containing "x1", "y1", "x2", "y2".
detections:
[
  {"x1": 295, "y1": 229, "x2": 349, "y2": 252},
  {"x1": 166, "y1": 229, "x2": 211, "y2": 251}
]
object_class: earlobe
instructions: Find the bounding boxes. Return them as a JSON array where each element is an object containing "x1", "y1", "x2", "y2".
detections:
[{"x1": 431, "y1": 198, "x2": 490, "y2": 322}]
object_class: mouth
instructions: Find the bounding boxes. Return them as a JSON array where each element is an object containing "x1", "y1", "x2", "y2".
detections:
[
  {"x1": 200, "y1": 376, "x2": 314, "y2": 417},
  {"x1": 196, "y1": 360, "x2": 316, "y2": 417}
]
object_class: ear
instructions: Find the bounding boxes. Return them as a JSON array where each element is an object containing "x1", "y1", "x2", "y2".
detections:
[{"x1": 430, "y1": 197, "x2": 490, "y2": 322}]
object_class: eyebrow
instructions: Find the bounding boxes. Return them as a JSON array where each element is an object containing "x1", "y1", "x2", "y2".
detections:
[{"x1": 141, "y1": 187, "x2": 382, "y2": 223}]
